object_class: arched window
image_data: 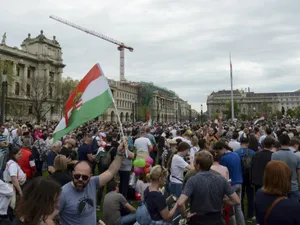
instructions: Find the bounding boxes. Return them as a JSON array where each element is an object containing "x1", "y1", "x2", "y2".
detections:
[
  {"x1": 26, "y1": 84, "x2": 30, "y2": 96},
  {"x1": 15, "y1": 82, "x2": 20, "y2": 95},
  {"x1": 49, "y1": 86, "x2": 53, "y2": 99}
]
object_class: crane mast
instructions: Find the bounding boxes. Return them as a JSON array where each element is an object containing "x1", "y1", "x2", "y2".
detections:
[{"x1": 49, "y1": 15, "x2": 133, "y2": 81}]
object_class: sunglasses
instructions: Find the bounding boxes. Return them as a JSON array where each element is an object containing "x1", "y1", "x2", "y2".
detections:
[{"x1": 73, "y1": 174, "x2": 89, "y2": 181}]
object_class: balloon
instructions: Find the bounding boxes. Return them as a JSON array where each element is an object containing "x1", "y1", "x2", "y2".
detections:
[
  {"x1": 134, "y1": 167, "x2": 144, "y2": 176},
  {"x1": 146, "y1": 157, "x2": 154, "y2": 165},
  {"x1": 145, "y1": 162, "x2": 150, "y2": 168},
  {"x1": 143, "y1": 167, "x2": 150, "y2": 174},
  {"x1": 133, "y1": 158, "x2": 146, "y2": 168}
]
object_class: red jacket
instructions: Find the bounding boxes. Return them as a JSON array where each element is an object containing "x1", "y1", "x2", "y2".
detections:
[{"x1": 18, "y1": 148, "x2": 36, "y2": 179}]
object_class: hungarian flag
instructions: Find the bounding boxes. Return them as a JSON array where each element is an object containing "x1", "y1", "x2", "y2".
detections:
[
  {"x1": 254, "y1": 115, "x2": 265, "y2": 125},
  {"x1": 53, "y1": 64, "x2": 113, "y2": 141}
]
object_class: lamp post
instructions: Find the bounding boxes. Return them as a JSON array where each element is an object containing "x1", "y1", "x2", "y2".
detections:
[
  {"x1": 201, "y1": 104, "x2": 203, "y2": 124},
  {"x1": 0, "y1": 73, "x2": 7, "y2": 124}
]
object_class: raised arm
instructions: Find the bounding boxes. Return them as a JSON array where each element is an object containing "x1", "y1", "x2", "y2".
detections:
[{"x1": 99, "y1": 141, "x2": 126, "y2": 188}]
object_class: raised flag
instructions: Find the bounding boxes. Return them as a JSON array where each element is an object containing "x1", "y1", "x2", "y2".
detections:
[
  {"x1": 254, "y1": 115, "x2": 265, "y2": 125},
  {"x1": 53, "y1": 64, "x2": 113, "y2": 141}
]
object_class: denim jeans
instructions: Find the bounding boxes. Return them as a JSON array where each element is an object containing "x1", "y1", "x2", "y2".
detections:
[
  {"x1": 230, "y1": 184, "x2": 245, "y2": 225},
  {"x1": 241, "y1": 183, "x2": 254, "y2": 219},
  {"x1": 119, "y1": 213, "x2": 136, "y2": 225},
  {"x1": 168, "y1": 182, "x2": 182, "y2": 198},
  {"x1": 168, "y1": 182, "x2": 182, "y2": 225},
  {"x1": 288, "y1": 190, "x2": 299, "y2": 202}
]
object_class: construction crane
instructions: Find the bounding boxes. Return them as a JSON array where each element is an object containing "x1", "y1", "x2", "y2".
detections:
[{"x1": 49, "y1": 15, "x2": 133, "y2": 81}]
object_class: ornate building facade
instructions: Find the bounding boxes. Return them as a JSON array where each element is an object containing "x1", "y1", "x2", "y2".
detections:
[
  {"x1": 207, "y1": 89, "x2": 300, "y2": 118},
  {"x1": 0, "y1": 31, "x2": 65, "y2": 121},
  {"x1": 1, "y1": 32, "x2": 195, "y2": 123}
]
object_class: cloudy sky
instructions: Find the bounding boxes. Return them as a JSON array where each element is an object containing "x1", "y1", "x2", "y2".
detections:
[{"x1": 1, "y1": 0, "x2": 300, "y2": 111}]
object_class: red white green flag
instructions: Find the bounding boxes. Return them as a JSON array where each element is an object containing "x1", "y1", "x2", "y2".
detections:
[{"x1": 53, "y1": 64, "x2": 113, "y2": 141}]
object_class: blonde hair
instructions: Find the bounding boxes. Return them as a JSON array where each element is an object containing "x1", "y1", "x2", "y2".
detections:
[
  {"x1": 191, "y1": 136, "x2": 199, "y2": 147},
  {"x1": 150, "y1": 165, "x2": 168, "y2": 182},
  {"x1": 54, "y1": 155, "x2": 68, "y2": 172}
]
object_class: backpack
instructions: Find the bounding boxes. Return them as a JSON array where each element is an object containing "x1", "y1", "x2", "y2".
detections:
[
  {"x1": 98, "y1": 147, "x2": 114, "y2": 169},
  {"x1": 136, "y1": 201, "x2": 152, "y2": 225},
  {"x1": 241, "y1": 149, "x2": 252, "y2": 173}
]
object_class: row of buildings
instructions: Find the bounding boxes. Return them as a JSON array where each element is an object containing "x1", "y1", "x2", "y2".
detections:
[
  {"x1": 207, "y1": 88, "x2": 300, "y2": 118},
  {"x1": 0, "y1": 31, "x2": 197, "y2": 123}
]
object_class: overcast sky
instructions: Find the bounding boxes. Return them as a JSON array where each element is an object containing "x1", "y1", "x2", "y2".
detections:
[{"x1": 1, "y1": 0, "x2": 300, "y2": 112}]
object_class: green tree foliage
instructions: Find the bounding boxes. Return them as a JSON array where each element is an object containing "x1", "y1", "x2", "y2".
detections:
[
  {"x1": 137, "y1": 105, "x2": 149, "y2": 121},
  {"x1": 286, "y1": 108, "x2": 295, "y2": 117},
  {"x1": 294, "y1": 106, "x2": 300, "y2": 118},
  {"x1": 272, "y1": 110, "x2": 282, "y2": 119},
  {"x1": 224, "y1": 101, "x2": 240, "y2": 118}
]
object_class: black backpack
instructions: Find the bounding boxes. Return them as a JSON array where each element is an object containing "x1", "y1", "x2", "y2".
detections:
[{"x1": 241, "y1": 149, "x2": 252, "y2": 173}]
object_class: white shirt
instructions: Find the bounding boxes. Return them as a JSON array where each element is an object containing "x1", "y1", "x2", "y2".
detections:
[
  {"x1": 0, "y1": 180, "x2": 13, "y2": 215},
  {"x1": 134, "y1": 137, "x2": 152, "y2": 153},
  {"x1": 229, "y1": 140, "x2": 241, "y2": 151},
  {"x1": 190, "y1": 146, "x2": 199, "y2": 161},
  {"x1": 3, "y1": 160, "x2": 26, "y2": 182},
  {"x1": 170, "y1": 154, "x2": 188, "y2": 184}
]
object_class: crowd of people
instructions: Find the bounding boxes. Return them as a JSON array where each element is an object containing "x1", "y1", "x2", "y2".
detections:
[{"x1": 0, "y1": 116, "x2": 300, "y2": 225}]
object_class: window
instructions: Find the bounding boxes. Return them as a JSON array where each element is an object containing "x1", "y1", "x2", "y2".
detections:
[
  {"x1": 27, "y1": 69, "x2": 31, "y2": 78},
  {"x1": 50, "y1": 72, "x2": 55, "y2": 82},
  {"x1": 49, "y1": 86, "x2": 53, "y2": 98},
  {"x1": 17, "y1": 67, "x2": 20, "y2": 76},
  {"x1": 28, "y1": 106, "x2": 33, "y2": 114},
  {"x1": 15, "y1": 82, "x2": 20, "y2": 95},
  {"x1": 26, "y1": 84, "x2": 30, "y2": 96},
  {"x1": 51, "y1": 106, "x2": 54, "y2": 115}
]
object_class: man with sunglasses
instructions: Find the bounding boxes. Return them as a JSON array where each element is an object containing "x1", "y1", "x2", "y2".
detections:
[{"x1": 59, "y1": 140, "x2": 127, "y2": 225}]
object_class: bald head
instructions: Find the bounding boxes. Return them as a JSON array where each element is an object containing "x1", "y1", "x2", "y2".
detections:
[{"x1": 73, "y1": 161, "x2": 92, "y2": 175}]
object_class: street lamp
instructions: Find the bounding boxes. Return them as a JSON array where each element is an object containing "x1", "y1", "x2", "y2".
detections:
[
  {"x1": 0, "y1": 73, "x2": 7, "y2": 124},
  {"x1": 201, "y1": 104, "x2": 203, "y2": 124}
]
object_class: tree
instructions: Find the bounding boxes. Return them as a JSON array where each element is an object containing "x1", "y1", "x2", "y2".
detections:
[
  {"x1": 260, "y1": 103, "x2": 272, "y2": 116},
  {"x1": 58, "y1": 77, "x2": 79, "y2": 114},
  {"x1": 272, "y1": 110, "x2": 282, "y2": 119},
  {"x1": 286, "y1": 108, "x2": 295, "y2": 117},
  {"x1": 224, "y1": 101, "x2": 240, "y2": 119},
  {"x1": 137, "y1": 105, "x2": 149, "y2": 121},
  {"x1": 294, "y1": 106, "x2": 300, "y2": 118},
  {"x1": 26, "y1": 76, "x2": 50, "y2": 123}
]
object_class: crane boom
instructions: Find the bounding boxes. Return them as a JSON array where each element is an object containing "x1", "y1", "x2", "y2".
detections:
[
  {"x1": 49, "y1": 15, "x2": 134, "y2": 51},
  {"x1": 49, "y1": 15, "x2": 134, "y2": 81}
]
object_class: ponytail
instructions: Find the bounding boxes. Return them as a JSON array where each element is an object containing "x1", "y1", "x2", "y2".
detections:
[{"x1": 167, "y1": 151, "x2": 177, "y2": 170}]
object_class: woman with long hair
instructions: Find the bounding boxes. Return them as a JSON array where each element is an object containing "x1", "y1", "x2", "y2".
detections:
[
  {"x1": 248, "y1": 134, "x2": 259, "y2": 152},
  {"x1": 3, "y1": 146, "x2": 26, "y2": 210},
  {"x1": 144, "y1": 165, "x2": 177, "y2": 225},
  {"x1": 255, "y1": 161, "x2": 300, "y2": 225},
  {"x1": 13, "y1": 177, "x2": 61, "y2": 225}
]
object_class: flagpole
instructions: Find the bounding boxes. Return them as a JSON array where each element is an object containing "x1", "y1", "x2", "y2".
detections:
[
  {"x1": 110, "y1": 91, "x2": 128, "y2": 158},
  {"x1": 230, "y1": 53, "x2": 235, "y2": 121}
]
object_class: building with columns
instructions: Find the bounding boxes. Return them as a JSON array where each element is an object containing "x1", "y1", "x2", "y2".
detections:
[
  {"x1": 0, "y1": 31, "x2": 65, "y2": 121},
  {"x1": 1, "y1": 32, "x2": 195, "y2": 123},
  {"x1": 207, "y1": 88, "x2": 300, "y2": 119}
]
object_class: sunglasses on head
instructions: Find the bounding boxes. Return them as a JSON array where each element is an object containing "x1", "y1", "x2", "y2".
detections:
[{"x1": 73, "y1": 174, "x2": 89, "y2": 181}]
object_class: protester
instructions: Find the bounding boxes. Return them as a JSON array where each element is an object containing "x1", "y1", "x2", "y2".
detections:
[
  {"x1": 144, "y1": 165, "x2": 177, "y2": 224},
  {"x1": 177, "y1": 150, "x2": 240, "y2": 225},
  {"x1": 102, "y1": 179, "x2": 136, "y2": 225},
  {"x1": 50, "y1": 155, "x2": 72, "y2": 186},
  {"x1": 255, "y1": 160, "x2": 300, "y2": 225},
  {"x1": 0, "y1": 179, "x2": 13, "y2": 225},
  {"x1": 59, "y1": 140, "x2": 125, "y2": 225},
  {"x1": 13, "y1": 177, "x2": 61, "y2": 225}
]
